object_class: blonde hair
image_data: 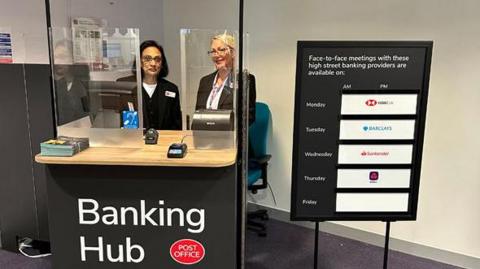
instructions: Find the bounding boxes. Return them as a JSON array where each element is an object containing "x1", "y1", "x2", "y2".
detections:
[{"x1": 212, "y1": 33, "x2": 236, "y2": 49}]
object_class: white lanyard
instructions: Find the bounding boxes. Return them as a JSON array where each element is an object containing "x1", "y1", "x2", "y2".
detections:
[{"x1": 207, "y1": 73, "x2": 228, "y2": 109}]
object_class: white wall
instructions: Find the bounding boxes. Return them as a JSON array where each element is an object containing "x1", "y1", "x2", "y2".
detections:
[
  {"x1": 0, "y1": 0, "x2": 49, "y2": 63},
  {"x1": 50, "y1": 0, "x2": 165, "y2": 44},
  {"x1": 162, "y1": 0, "x2": 239, "y2": 87},
  {"x1": 245, "y1": 0, "x2": 480, "y2": 259}
]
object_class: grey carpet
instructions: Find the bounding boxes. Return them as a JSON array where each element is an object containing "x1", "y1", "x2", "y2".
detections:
[
  {"x1": 246, "y1": 219, "x2": 464, "y2": 269},
  {"x1": 0, "y1": 250, "x2": 51, "y2": 269},
  {"x1": 0, "y1": 219, "x2": 464, "y2": 269}
]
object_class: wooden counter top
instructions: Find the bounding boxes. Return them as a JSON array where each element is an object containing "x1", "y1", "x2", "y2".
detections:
[{"x1": 35, "y1": 131, "x2": 236, "y2": 167}]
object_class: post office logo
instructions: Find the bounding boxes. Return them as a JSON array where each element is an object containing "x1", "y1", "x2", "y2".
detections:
[{"x1": 170, "y1": 239, "x2": 205, "y2": 265}]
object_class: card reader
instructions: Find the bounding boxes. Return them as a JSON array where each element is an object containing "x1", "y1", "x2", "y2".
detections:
[{"x1": 168, "y1": 143, "x2": 187, "y2": 158}]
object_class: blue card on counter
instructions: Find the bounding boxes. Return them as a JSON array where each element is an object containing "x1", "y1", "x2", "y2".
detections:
[{"x1": 122, "y1": 111, "x2": 139, "y2": 129}]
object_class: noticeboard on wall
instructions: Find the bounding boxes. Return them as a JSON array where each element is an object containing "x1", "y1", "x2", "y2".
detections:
[{"x1": 290, "y1": 41, "x2": 432, "y2": 221}]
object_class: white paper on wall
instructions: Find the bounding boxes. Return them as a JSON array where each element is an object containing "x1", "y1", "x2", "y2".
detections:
[{"x1": 0, "y1": 27, "x2": 13, "y2": 63}]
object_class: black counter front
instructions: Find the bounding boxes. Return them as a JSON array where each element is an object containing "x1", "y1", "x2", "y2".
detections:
[{"x1": 36, "y1": 132, "x2": 239, "y2": 268}]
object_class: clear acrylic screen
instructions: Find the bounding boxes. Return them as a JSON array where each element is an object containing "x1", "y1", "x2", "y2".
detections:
[{"x1": 50, "y1": 27, "x2": 143, "y2": 147}]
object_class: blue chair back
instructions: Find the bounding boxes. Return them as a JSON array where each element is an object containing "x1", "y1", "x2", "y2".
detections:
[{"x1": 249, "y1": 102, "x2": 270, "y2": 157}]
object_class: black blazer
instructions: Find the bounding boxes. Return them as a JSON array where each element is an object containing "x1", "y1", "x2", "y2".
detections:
[
  {"x1": 143, "y1": 79, "x2": 182, "y2": 130},
  {"x1": 118, "y1": 76, "x2": 182, "y2": 130},
  {"x1": 55, "y1": 78, "x2": 89, "y2": 125},
  {"x1": 195, "y1": 71, "x2": 256, "y2": 125}
]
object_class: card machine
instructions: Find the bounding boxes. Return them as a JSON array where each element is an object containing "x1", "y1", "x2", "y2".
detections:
[
  {"x1": 168, "y1": 143, "x2": 187, "y2": 158},
  {"x1": 145, "y1": 128, "x2": 158, "y2": 144}
]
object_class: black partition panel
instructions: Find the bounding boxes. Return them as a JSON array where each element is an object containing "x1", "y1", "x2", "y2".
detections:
[
  {"x1": 291, "y1": 41, "x2": 432, "y2": 221},
  {"x1": 0, "y1": 63, "x2": 53, "y2": 250}
]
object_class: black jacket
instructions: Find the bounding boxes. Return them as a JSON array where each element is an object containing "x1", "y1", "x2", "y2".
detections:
[
  {"x1": 55, "y1": 77, "x2": 89, "y2": 126},
  {"x1": 195, "y1": 71, "x2": 256, "y2": 125},
  {"x1": 142, "y1": 79, "x2": 182, "y2": 130},
  {"x1": 118, "y1": 76, "x2": 182, "y2": 130},
  {"x1": 54, "y1": 64, "x2": 91, "y2": 126}
]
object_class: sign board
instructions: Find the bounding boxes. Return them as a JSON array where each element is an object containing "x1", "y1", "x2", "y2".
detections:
[{"x1": 291, "y1": 41, "x2": 432, "y2": 221}]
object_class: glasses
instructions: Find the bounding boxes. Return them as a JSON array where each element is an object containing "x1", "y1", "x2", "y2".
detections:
[
  {"x1": 207, "y1": 47, "x2": 230, "y2": 56},
  {"x1": 142, "y1": 56, "x2": 162, "y2": 64}
]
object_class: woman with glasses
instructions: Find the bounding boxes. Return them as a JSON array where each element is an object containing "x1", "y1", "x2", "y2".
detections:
[
  {"x1": 136, "y1": 40, "x2": 182, "y2": 130},
  {"x1": 195, "y1": 34, "x2": 256, "y2": 125}
]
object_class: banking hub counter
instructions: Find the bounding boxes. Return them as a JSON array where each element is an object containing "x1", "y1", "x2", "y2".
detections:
[
  {"x1": 35, "y1": 131, "x2": 239, "y2": 268},
  {"x1": 35, "y1": 27, "x2": 245, "y2": 268}
]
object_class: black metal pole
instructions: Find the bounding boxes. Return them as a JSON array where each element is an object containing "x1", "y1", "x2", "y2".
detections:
[
  {"x1": 237, "y1": 2, "x2": 246, "y2": 269},
  {"x1": 44, "y1": 0, "x2": 58, "y2": 137},
  {"x1": 314, "y1": 221, "x2": 319, "y2": 269},
  {"x1": 383, "y1": 221, "x2": 391, "y2": 269}
]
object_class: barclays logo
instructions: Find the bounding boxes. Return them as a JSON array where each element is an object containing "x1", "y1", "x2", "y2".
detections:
[{"x1": 363, "y1": 125, "x2": 392, "y2": 131}]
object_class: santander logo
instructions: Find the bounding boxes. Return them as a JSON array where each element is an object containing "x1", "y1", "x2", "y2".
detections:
[
  {"x1": 361, "y1": 151, "x2": 389, "y2": 156},
  {"x1": 365, "y1": 99, "x2": 377, "y2": 106}
]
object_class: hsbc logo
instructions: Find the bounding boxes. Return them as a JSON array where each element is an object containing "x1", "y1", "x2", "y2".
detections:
[{"x1": 365, "y1": 99, "x2": 393, "y2": 106}]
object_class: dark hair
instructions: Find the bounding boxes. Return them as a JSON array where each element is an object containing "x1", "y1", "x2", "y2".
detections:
[{"x1": 139, "y1": 40, "x2": 169, "y2": 78}]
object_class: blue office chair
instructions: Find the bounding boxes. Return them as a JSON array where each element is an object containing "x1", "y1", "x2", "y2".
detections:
[{"x1": 248, "y1": 102, "x2": 272, "y2": 236}]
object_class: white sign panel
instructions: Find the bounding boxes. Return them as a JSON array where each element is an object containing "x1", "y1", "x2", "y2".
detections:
[
  {"x1": 337, "y1": 169, "x2": 411, "y2": 188},
  {"x1": 336, "y1": 193, "x2": 409, "y2": 212},
  {"x1": 339, "y1": 120, "x2": 415, "y2": 140},
  {"x1": 341, "y1": 94, "x2": 418, "y2": 115},
  {"x1": 338, "y1": 144, "x2": 413, "y2": 164}
]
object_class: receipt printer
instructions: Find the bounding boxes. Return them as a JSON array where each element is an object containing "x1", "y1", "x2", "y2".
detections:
[{"x1": 191, "y1": 109, "x2": 234, "y2": 131}]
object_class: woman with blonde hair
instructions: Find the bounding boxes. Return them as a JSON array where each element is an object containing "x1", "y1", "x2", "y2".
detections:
[{"x1": 195, "y1": 33, "x2": 256, "y2": 125}]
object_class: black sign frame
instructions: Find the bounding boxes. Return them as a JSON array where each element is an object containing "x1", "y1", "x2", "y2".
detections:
[{"x1": 291, "y1": 41, "x2": 433, "y2": 221}]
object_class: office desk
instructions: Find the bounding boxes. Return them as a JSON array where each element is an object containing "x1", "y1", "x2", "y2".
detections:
[{"x1": 36, "y1": 131, "x2": 239, "y2": 268}]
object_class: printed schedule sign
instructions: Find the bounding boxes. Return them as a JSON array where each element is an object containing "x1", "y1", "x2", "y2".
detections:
[{"x1": 291, "y1": 41, "x2": 432, "y2": 221}]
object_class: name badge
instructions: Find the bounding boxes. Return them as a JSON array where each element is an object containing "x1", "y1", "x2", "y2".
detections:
[{"x1": 165, "y1": 91, "x2": 176, "y2": 98}]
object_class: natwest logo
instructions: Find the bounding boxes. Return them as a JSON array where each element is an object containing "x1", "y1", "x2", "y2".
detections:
[
  {"x1": 365, "y1": 99, "x2": 377, "y2": 106},
  {"x1": 361, "y1": 151, "x2": 389, "y2": 156}
]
